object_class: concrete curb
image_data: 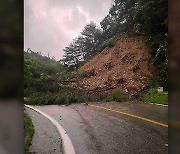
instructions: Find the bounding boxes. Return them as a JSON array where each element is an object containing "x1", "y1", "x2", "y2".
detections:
[
  {"x1": 25, "y1": 104, "x2": 75, "y2": 154},
  {"x1": 148, "y1": 103, "x2": 168, "y2": 107}
]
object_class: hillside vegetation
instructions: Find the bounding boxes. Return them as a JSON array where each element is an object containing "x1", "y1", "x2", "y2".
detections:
[
  {"x1": 24, "y1": 0, "x2": 168, "y2": 105},
  {"x1": 24, "y1": 51, "x2": 80, "y2": 105},
  {"x1": 62, "y1": 0, "x2": 167, "y2": 89}
]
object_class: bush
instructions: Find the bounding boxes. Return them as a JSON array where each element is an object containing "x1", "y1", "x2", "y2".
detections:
[
  {"x1": 106, "y1": 96, "x2": 113, "y2": 102},
  {"x1": 64, "y1": 95, "x2": 79, "y2": 105},
  {"x1": 141, "y1": 88, "x2": 168, "y2": 104},
  {"x1": 97, "y1": 34, "x2": 123, "y2": 52},
  {"x1": 55, "y1": 95, "x2": 67, "y2": 105},
  {"x1": 78, "y1": 96, "x2": 88, "y2": 103},
  {"x1": 25, "y1": 93, "x2": 56, "y2": 105},
  {"x1": 111, "y1": 89, "x2": 129, "y2": 102}
]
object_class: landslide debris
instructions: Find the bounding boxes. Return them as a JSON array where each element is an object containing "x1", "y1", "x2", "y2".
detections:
[{"x1": 76, "y1": 36, "x2": 154, "y2": 97}]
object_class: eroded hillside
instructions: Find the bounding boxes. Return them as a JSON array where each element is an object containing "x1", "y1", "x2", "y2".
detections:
[{"x1": 76, "y1": 36, "x2": 154, "y2": 96}]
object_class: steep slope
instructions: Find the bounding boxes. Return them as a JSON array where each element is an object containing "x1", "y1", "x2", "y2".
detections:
[{"x1": 77, "y1": 36, "x2": 154, "y2": 96}]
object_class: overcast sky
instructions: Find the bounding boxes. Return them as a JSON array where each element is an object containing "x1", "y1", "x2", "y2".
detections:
[{"x1": 25, "y1": 0, "x2": 112, "y2": 60}]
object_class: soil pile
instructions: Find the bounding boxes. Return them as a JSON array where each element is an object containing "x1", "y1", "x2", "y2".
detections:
[{"x1": 77, "y1": 36, "x2": 154, "y2": 96}]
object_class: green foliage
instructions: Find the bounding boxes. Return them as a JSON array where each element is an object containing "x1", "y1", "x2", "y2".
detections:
[
  {"x1": 62, "y1": 22, "x2": 103, "y2": 69},
  {"x1": 97, "y1": 36, "x2": 116, "y2": 52},
  {"x1": 25, "y1": 93, "x2": 89, "y2": 105},
  {"x1": 78, "y1": 96, "x2": 88, "y2": 103},
  {"x1": 141, "y1": 88, "x2": 168, "y2": 105},
  {"x1": 24, "y1": 49, "x2": 57, "y2": 64},
  {"x1": 100, "y1": 0, "x2": 138, "y2": 39},
  {"x1": 110, "y1": 89, "x2": 129, "y2": 102},
  {"x1": 24, "y1": 59, "x2": 39, "y2": 76},
  {"x1": 97, "y1": 34, "x2": 124, "y2": 52},
  {"x1": 88, "y1": 93, "x2": 102, "y2": 102},
  {"x1": 24, "y1": 113, "x2": 34, "y2": 154},
  {"x1": 132, "y1": 0, "x2": 167, "y2": 35},
  {"x1": 24, "y1": 52, "x2": 79, "y2": 105},
  {"x1": 59, "y1": 71, "x2": 76, "y2": 80},
  {"x1": 148, "y1": 36, "x2": 168, "y2": 89},
  {"x1": 132, "y1": 0, "x2": 168, "y2": 88},
  {"x1": 55, "y1": 95, "x2": 67, "y2": 104}
]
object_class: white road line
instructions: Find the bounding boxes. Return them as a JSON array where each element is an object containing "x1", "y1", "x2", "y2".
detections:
[
  {"x1": 148, "y1": 103, "x2": 168, "y2": 107},
  {"x1": 25, "y1": 104, "x2": 75, "y2": 154}
]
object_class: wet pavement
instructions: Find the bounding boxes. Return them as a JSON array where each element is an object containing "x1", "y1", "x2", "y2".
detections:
[
  {"x1": 32, "y1": 102, "x2": 168, "y2": 154},
  {"x1": 25, "y1": 107, "x2": 63, "y2": 154}
]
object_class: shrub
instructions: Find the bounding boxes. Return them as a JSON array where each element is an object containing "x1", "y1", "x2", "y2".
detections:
[
  {"x1": 141, "y1": 88, "x2": 168, "y2": 104},
  {"x1": 69, "y1": 95, "x2": 78, "y2": 103},
  {"x1": 111, "y1": 89, "x2": 129, "y2": 102},
  {"x1": 46, "y1": 96, "x2": 56, "y2": 105},
  {"x1": 97, "y1": 34, "x2": 123, "y2": 52},
  {"x1": 63, "y1": 95, "x2": 79, "y2": 105},
  {"x1": 78, "y1": 96, "x2": 88, "y2": 103},
  {"x1": 64, "y1": 96, "x2": 70, "y2": 105},
  {"x1": 106, "y1": 96, "x2": 113, "y2": 102},
  {"x1": 55, "y1": 95, "x2": 67, "y2": 105}
]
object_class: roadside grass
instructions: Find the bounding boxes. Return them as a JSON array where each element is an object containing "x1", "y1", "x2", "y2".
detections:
[
  {"x1": 141, "y1": 88, "x2": 168, "y2": 105},
  {"x1": 24, "y1": 112, "x2": 34, "y2": 154}
]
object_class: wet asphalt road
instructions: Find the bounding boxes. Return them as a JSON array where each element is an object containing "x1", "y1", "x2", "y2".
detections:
[
  {"x1": 32, "y1": 102, "x2": 168, "y2": 154},
  {"x1": 25, "y1": 107, "x2": 63, "y2": 154}
]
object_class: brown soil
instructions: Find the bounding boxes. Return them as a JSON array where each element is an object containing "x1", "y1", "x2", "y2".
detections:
[{"x1": 76, "y1": 36, "x2": 154, "y2": 96}]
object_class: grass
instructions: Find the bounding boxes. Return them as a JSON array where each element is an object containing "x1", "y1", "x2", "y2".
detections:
[
  {"x1": 24, "y1": 112, "x2": 35, "y2": 154},
  {"x1": 141, "y1": 88, "x2": 168, "y2": 105}
]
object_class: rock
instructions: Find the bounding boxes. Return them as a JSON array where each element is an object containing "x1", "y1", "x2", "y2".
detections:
[{"x1": 82, "y1": 69, "x2": 95, "y2": 77}]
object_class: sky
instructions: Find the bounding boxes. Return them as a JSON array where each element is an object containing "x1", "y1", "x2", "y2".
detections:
[{"x1": 24, "y1": 0, "x2": 112, "y2": 60}]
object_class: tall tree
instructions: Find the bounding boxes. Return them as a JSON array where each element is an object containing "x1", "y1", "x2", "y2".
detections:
[
  {"x1": 100, "y1": 0, "x2": 138, "y2": 38},
  {"x1": 62, "y1": 22, "x2": 103, "y2": 68},
  {"x1": 81, "y1": 22, "x2": 103, "y2": 58}
]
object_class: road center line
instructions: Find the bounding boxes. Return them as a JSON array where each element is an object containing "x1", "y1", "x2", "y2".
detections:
[{"x1": 88, "y1": 104, "x2": 168, "y2": 128}]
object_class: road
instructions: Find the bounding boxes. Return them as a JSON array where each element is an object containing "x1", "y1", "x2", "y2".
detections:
[
  {"x1": 25, "y1": 107, "x2": 63, "y2": 154},
  {"x1": 27, "y1": 101, "x2": 168, "y2": 154}
]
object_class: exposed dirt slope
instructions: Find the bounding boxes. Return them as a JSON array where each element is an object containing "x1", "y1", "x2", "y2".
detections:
[{"x1": 77, "y1": 36, "x2": 154, "y2": 96}]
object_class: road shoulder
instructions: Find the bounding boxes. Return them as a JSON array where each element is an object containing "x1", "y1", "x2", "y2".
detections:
[{"x1": 25, "y1": 107, "x2": 63, "y2": 154}]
